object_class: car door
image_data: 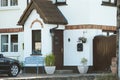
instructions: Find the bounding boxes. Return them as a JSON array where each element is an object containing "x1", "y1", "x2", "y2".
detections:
[{"x1": 0, "y1": 54, "x2": 8, "y2": 71}]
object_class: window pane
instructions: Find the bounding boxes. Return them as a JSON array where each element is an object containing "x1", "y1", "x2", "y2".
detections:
[
  {"x1": 57, "y1": 0, "x2": 66, "y2": 2},
  {"x1": 1, "y1": 0, "x2": 8, "y2": 7},
  {"x1": 1, "y1": 35, "x2": 8, "y2": 52},
  {"x1": 11, "y1": 35, "x2": 18, "y2": 52},
  {"x1": 10, "y1": 0, "x2": 18, "y2": 6},
  {"x1": 32, "y1": 30, "x2": 41, "y2": 55}
]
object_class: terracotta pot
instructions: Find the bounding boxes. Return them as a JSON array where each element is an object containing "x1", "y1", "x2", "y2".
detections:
[
  {"x1": 110, "y1": 65, "x2": 117, "y2": 74},
  {"x1": 111, "y1": 61, "x2": 117, "y2": 65},
  {"x1": 111, "y1": 57, "x2": 117, "y2": 62}
]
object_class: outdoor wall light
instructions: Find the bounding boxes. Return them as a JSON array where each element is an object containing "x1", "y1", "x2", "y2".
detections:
[{"x1": 50, "y1": 29, "x2": 55, "y2": 36}]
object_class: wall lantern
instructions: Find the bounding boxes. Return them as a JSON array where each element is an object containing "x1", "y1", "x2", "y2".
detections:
[
  {"x1": 50, "y1": 29, "x2": 55, "y2": 36},
  {"x1": 78, "y1": 37, "x2": 87, "y2": 43}
]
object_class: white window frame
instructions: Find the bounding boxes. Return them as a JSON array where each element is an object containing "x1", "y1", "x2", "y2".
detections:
[
  {"x1": 10, "y1": 34, "x2": 18, "y2": 52},
  {"x1": 1, "y1": 0, "x2": 8, "y2": 7},
  {"x1": 1, "y1": 35, "x2": 9, "y2": 52},
  {"x1": 2, "y1": 43, "x2": 9, "y2": 52},
  {"x1": 12, "y1": 43, "x2": 18, "y2": 52},
  {"x1": 0, "y1": 0, "x2": 19, "y2": 10},
  {"x1": 0, "y1": 33, "x2": 18, "y2": 53}
]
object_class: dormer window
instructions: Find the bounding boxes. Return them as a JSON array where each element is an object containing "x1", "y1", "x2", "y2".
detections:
[
  {"x1": 0, "y1": 0, "x2": 18, "y2": 7},
  {"x1": 102, "y1": 0, "x2": 116, "y2": 6},
  {"x1": 55, "y1": 0, "x2": 67, "y2": 5}
]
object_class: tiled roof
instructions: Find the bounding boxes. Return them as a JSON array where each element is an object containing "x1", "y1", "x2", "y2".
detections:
[{"x1": 18, "y1": 0, "x2": 68, "y2": 25}]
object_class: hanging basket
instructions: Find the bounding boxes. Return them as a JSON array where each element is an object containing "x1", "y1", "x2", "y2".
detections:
[{"x1": 79, "y1": 37, "x2": 87, "y2": 43}]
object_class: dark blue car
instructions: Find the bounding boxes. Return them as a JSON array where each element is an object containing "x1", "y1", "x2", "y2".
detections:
[{"x1": 0, "y1": 54, "x2": 21, "y2": 77}]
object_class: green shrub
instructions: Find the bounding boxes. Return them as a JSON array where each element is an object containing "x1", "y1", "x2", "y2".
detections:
[
  {"x1": 81, "y1": 57, "x2": 87, "y2": 65},
  {"x1": 45, "y1": 53, "x2": 55, "y2": 66}
]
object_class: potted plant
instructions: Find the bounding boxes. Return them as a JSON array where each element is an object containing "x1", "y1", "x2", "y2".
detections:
[
  {"x1": 110, "y1": 57, "x2": 117, "y2": 74},
  {"x1": 77, "y1": 57, "x2": 89, "y2": 74},
  {"x1": 79, "y1": 37, "x2": 87, "y2": 43},
  {"x1": 44, "y1": 53, "x2": 56, "y2": 74},
  {"x1": 110, "y1": 64, "x2": 117, "y2": 74}
]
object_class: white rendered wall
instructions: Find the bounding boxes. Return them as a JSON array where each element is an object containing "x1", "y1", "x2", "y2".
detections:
[
  {"x1": 58, "y1": 0, "x2": 116, "y2": 26},
  {"x1": 64, "y1": 29, "x2": 102, "y2": 66},
  {"x1": 89, "y1": 0, "x2": 116, "y2": 26},
  {"x1": 0, "y1": 0, "x2": 116, "y2": 28},
  {"x1": 23, "y1": 9, "x2": 65, "y2": 59},
  {"x1": 58, "y1": 0, "x2": 90, "y2": 25},
  {"x1": 0, "y1": 0, "x2": 27, "y2": 28}
]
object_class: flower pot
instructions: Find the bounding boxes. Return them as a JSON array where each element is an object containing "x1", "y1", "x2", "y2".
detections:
[
  {"x1": 45, "y1": 66, "x2": 56, "y2": 74},
  {"x1": 110, "y1": 65, "x2": 117, "y2": 74},
  {"x1": 77, "y1": 66, "x2": 88, "y2": 74}
]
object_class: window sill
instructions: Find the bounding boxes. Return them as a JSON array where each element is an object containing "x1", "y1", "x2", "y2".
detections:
[
  {"x1": 30, "y1": 54, "x2": 42, "y2": 56},
  {"x1": 55, "y1": 2, "x2": 67, "y2": 6},
  {"x1": 0, "y1": 6, "x2": 20, "y2": 11}
]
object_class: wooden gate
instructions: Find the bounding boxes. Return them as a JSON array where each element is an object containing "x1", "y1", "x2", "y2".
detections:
[{"x1": 93, "y1": 35, "x2": 116, "y2": 72}]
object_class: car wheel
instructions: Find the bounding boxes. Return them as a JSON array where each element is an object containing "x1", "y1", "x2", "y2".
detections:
[{"x1": 8, "y1": 64, "x2": 20, "y2": 77}]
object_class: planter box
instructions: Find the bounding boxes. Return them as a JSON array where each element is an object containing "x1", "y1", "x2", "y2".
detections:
[
  {"x1": 45, "y1": 66, "x2": 56, "y2": 74},
  {"x1": 77, "y1": 66, "x2": 88, "y2": 74}
]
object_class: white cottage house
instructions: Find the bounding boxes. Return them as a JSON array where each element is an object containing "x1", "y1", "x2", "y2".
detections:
[{"x1": 0, "y1": 0, "x2": 117, "y2": 72}]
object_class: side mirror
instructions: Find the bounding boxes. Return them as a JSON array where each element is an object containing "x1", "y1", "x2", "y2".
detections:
[{"x1": 0, "y1": 54, "x2": 3, "y2": 58}]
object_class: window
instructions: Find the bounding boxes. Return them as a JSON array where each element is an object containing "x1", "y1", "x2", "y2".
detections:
[
  {"x1": 1, "y1": 0, "x2": 8, "y2": 7},
  {"x1": 55, "y1": 0, "x2": 67, "y2": 5},
  {"x1": 1, "y1": 34, "x2": 18, "y2": 52},
  {"x1": 10, "y1": 0, "x2": 18, "y2": 6},
  {"x1": 1, "y1": 35, "x2": 8, "y2": 52},
  {"x1": 11, "y1": 35, "x2": 18, "y2": 52},
  {"x1": 102, "y1": 0, "x2": 117, "y2": 6},
  {"x1": 0, "y1": 0, "x2": 18, "y2": 7},
  {"x1": 32, "y1": 30, "x2": 41, "y2": 55}
]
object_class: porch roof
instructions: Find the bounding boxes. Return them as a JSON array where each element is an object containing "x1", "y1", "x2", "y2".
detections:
[{"x1": 18, "y1": 0, "x2": 68, "y2": 26}]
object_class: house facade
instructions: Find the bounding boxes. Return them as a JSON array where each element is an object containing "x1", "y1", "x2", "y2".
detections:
[{"x1": 0, "y1": 0, "x2": 117, "y2": 72}]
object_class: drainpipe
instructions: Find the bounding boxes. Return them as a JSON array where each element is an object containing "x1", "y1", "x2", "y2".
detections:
[
  {"x1": 117, "y1": 0, "x2": 120, "y2": 79},
  {"x1": 27, "y1": 0, "x2": 29, "y2": 6},
  {"x1": 50, "y1": 25, "x2": 59, "y2": 53}
]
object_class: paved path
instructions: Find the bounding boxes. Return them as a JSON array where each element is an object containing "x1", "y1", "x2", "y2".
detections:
[{"x1": 0, "y1": 73, "x2": 114, "y2": 80}]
